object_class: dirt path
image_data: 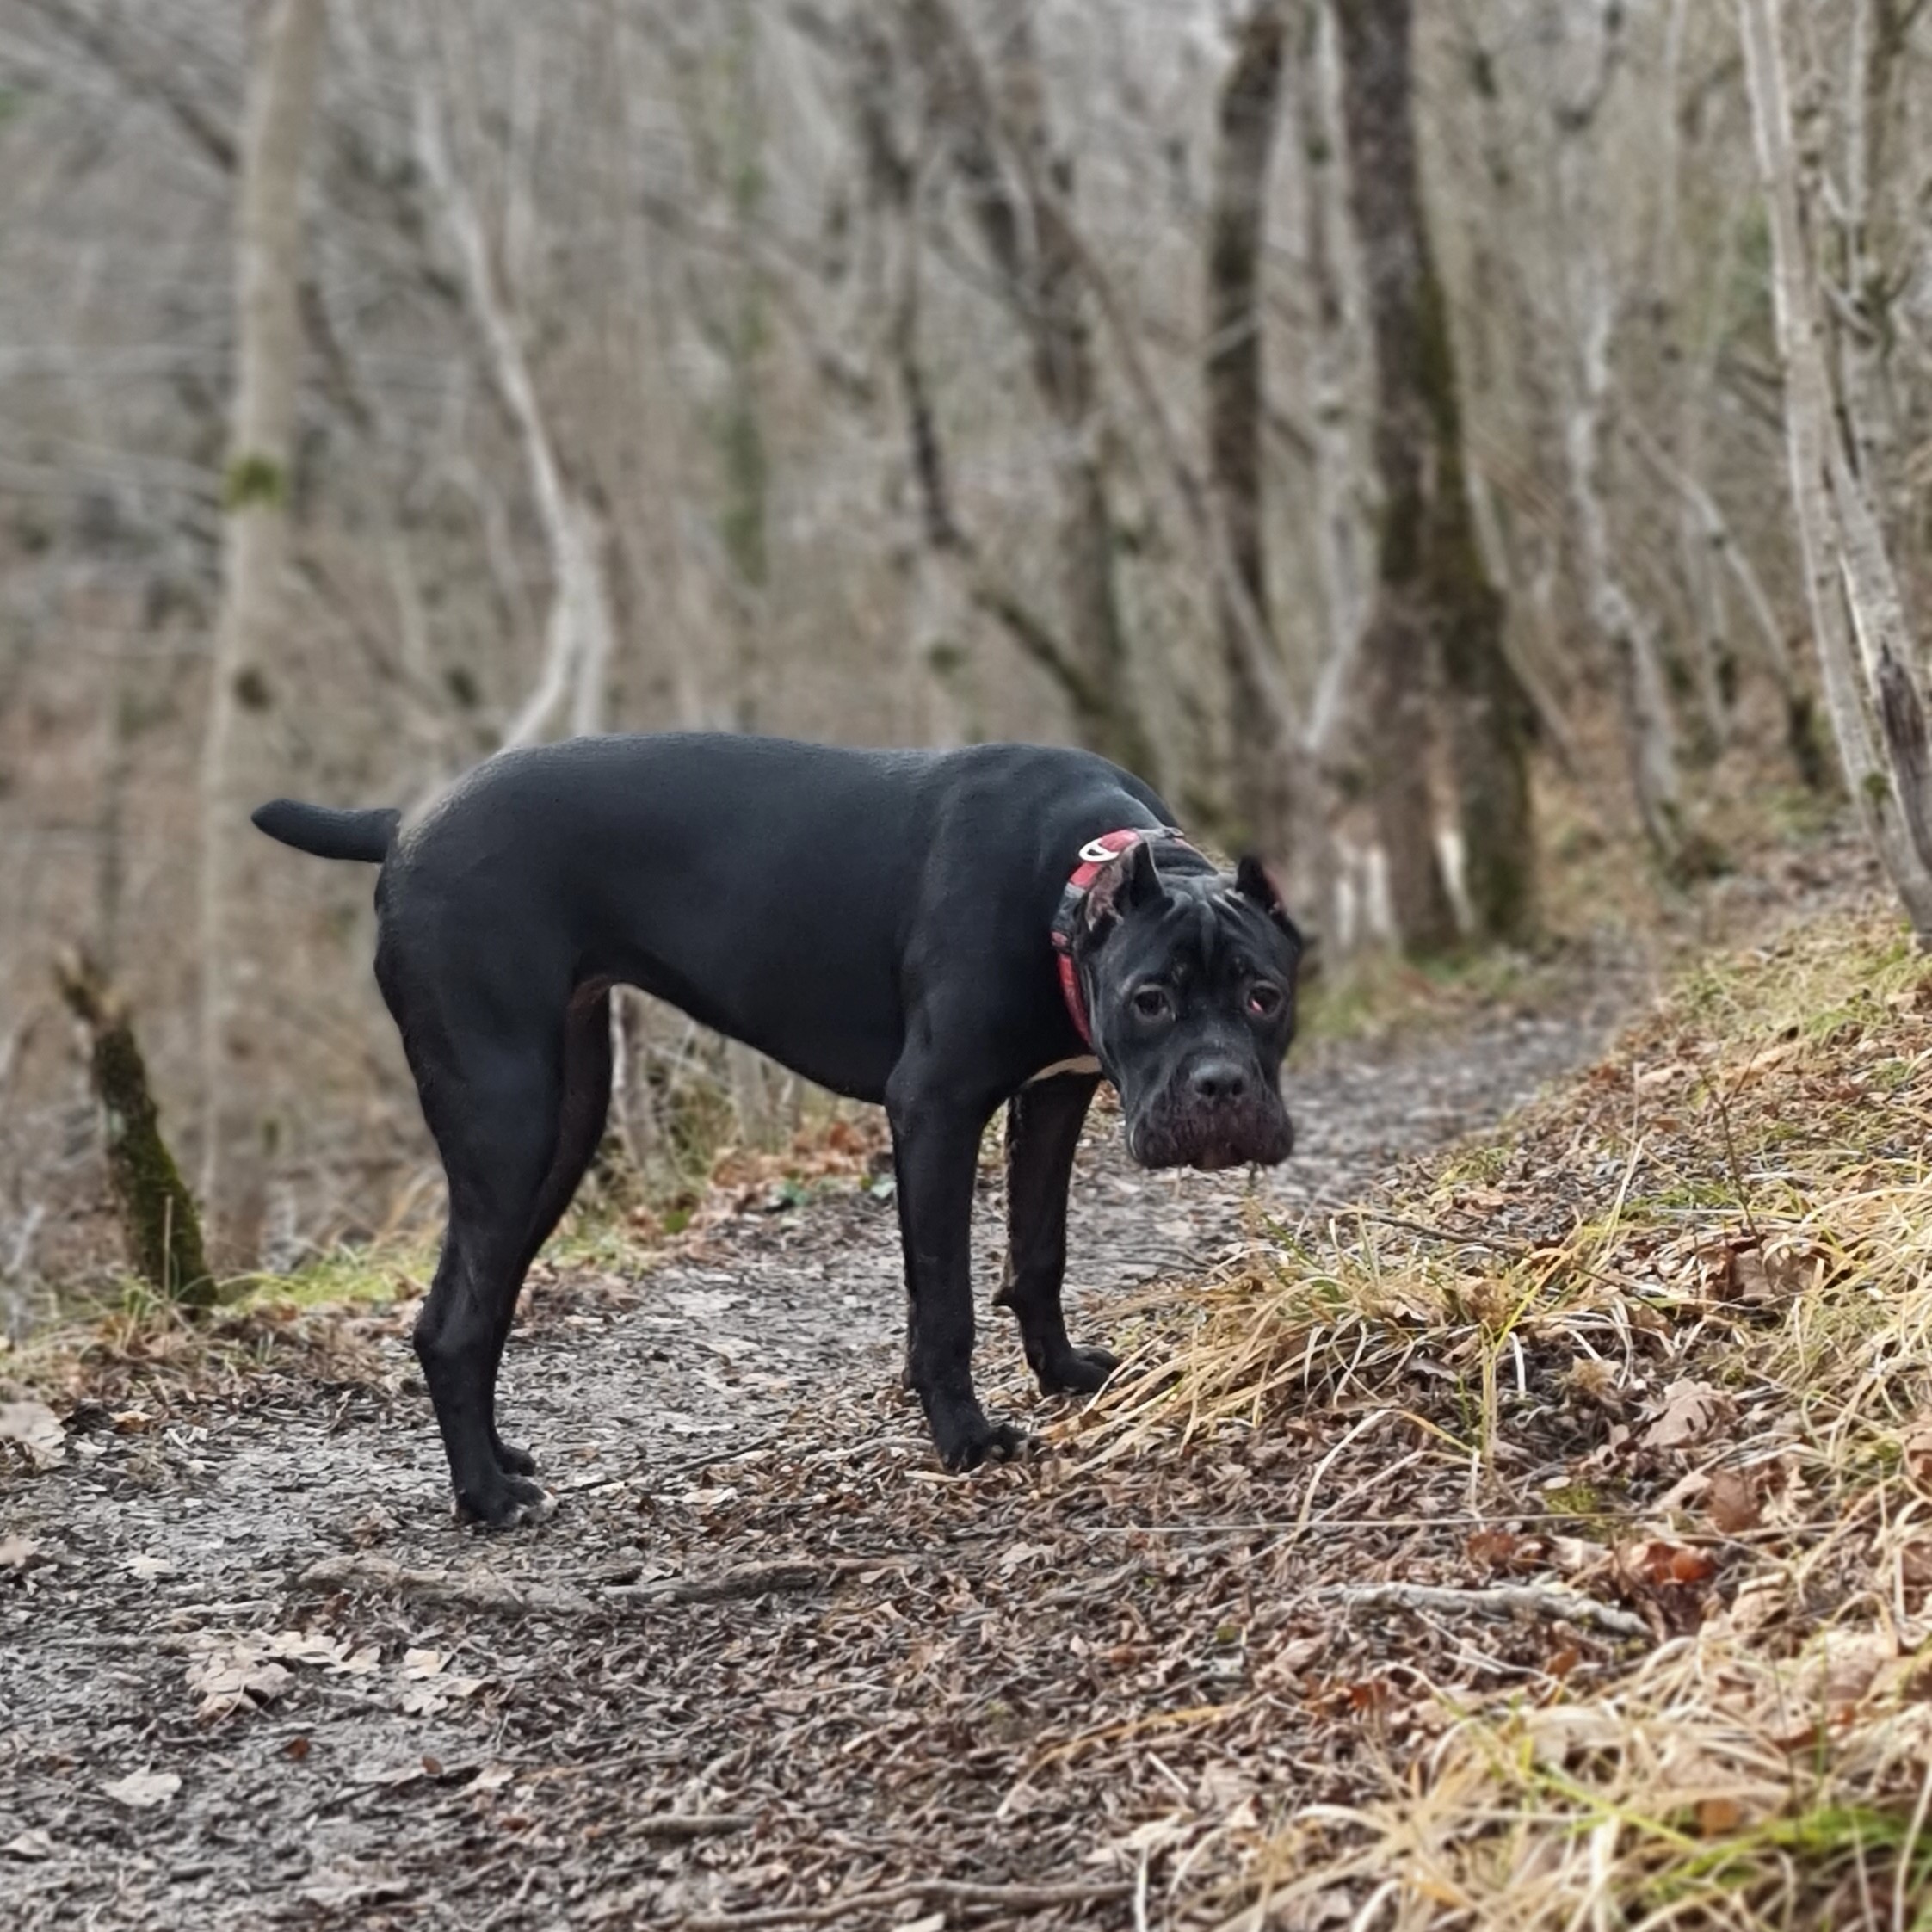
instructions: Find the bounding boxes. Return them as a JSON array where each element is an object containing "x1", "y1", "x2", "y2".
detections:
[{"x1": 1, "y1": 979, "x2": 1633, "y2": 1930}]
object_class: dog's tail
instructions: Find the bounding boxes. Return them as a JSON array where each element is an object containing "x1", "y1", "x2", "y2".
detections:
[{"x1": 251, "y1": 799, "x2": 400, "y2": 865}]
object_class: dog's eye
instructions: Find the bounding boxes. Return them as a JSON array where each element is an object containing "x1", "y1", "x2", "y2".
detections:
[
  {"x1": 1132, "y1": 985, "x2": 1173, "y2": 1022},
  {"x1": 1246, "y1": 982, "x2": 1283, "y2": 1019}
]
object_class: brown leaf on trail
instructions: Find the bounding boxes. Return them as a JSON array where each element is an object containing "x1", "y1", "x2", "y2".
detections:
[
  {"x1": 1902, "y1": 1423, "x2": 1932, "y2": 1491},
  {"x1": 1669, "y1": 1546, "x2": 1716, "y2": 1584},
  {"x1": 1547, "y1": 1535, "x2": 1605, "y2": 1577},
  {"x1": 286, "y1": 1736, "x2": 311, "y2": 1762},
  {"x1": 1545, "y1": 1642, "x2": 1581, "y2": 1678},
  {"x1": 1256, "y1": 1632, "x2": 1328, "y2": 1686},
  {"x1": 1726, "y1": 1247, "x2": 1775, "y2": 1306},
  {"x1": 1738, "y1": 1040, "x2": 1802, "y2": 1083},
  {"x1": 1705, "y1": 1471, "x2": 1762, "y2": 1535},
  {"x1": 1642, "y1": 1379, "x2": 1733, "y2": 1451},
  {"x1": 1807, "y1": 1631, "x2": 1895, "y2": 1717},
  {"x1": 1709, "y1": 1575, "x2": 1788, "y2": 1639},
  {"x1": 187, "y1": 1645, "x2": 294, "y2": 1722},
  {"x1": 1619, "y1": 1537, "x2": 1717, "y2": 1592},
  {"x1": 1696, "y1": 1796, "x2": 1745, "y2": 1836},
  {"x1": 1466, "y1": 1528, "x2": 1522, "y2": 1572},
  {"x1": 0, "y1": 1399, "x2": 65, "y2": 1469},
  {"x1": 102, "y1": 1770, "x2": 180, "y2": 1809}
]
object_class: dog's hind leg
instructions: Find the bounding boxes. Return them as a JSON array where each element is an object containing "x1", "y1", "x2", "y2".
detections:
[
  {"x1": 485, "y1": 987, "x2": 614, "y2": 1478},
  {"x1": 405, "y1": 1022, "x2": 570, "y2": 1528},
  {"x1": 994, "y1": 1070, "x2": 1116, "y2": 1396}
]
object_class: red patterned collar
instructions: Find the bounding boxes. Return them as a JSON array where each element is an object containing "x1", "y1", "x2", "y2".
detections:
[{"x1": 1048, "y1": 826, "x2": 1188, "y2": 1048}]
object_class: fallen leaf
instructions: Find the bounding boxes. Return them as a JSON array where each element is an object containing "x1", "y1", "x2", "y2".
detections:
[
  {"x1": 299, "y1": 1866, "x2": 411, "y2": 1908},
  {"x1": 1669, "y1": 1546, "x2": 1715, "y2": 1584},
  {"x1": 400, "y1": 1648, "x2": 446, "y2": 1680},
  {"x1": 0, "y1": 1400, "x2": 65, "y2": 1469},
  {"x1": 102, "y1": 1770, "x2": 180, "y2": 1810},
  {"x1": 1620, "y1": 1537, "x2": 1717, "y2": 1590},
  {"x1": 1902, "y1": 1423, "x2": 1932, "y2": 1491},
  {"x1": 997, "y1": 1541, "x2": 1058, "y2": 1573},
  {"x1": 187, "y1": 1645, "x2": 293, "y2": 1722},
  {"x1": 1466, "y1": 1528, "x2": 1521, "y2": 1571},
  {"x1": 1901, "y1": 1541, "x2": 1932, "y2": 1589},
  {"x1": 1697, "y1": 1796, "x2": 1744, "y2": 1835},
  {"x1": 127, "y1": 1553, "x2": 173, "y2": 1581},
  {"x1": 0, "y1": 1535, "x2": 40, "y2": 1571},
  {"x1": 286, "y1": 1736, "x2": 312, "y2": 1762},
  {"x1": 1705, "y1": 1471, "x2": 1762, "y2": 1535},
  {"x1": 466, "y1": 1763, "x2": 515, "y2": 1793},
  {"x1": 3, "y1": 1829, "x2": 57, "y2": 1861},
  {"x1": 263, "y1": 1630, "x2": 349, "y2": 1667},
  {"x1": 1643, "y1": 1380, "x2": 1733, "y2": 1452}
]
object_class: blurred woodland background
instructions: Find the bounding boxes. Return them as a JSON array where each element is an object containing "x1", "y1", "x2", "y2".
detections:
[{"x1": 3, "y1": 0, "x2": 1931, "y2": 1305}]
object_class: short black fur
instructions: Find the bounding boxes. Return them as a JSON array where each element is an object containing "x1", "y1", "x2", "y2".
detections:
[{"x1": 255, "y1": 733, "x2": 1302, "y2": 1526}]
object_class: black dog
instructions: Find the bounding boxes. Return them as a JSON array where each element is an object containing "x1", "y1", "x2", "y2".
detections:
[{"x1": 255, "y1": 735, "x2": 1302, "y2": 1526}]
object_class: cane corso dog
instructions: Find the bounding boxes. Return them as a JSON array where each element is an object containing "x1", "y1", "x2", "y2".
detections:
[{"x1": 255, "y1": 735, "x2": 1302, "y2": 1526}]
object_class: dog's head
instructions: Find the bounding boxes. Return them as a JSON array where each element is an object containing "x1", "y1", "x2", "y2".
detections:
[{"x1": 1071, "y1": 843, "x2": 1301, "y2": 1171}]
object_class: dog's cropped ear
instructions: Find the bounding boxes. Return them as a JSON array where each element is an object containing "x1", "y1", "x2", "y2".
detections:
[
  {"x1": 1233, "y1": 854, "x2": 1303, "y2": 947},
  {"x1": 1082, "y1": 837, "x2": 1165, "y2": 943},
  {"x1": 1118, "y1": 837, "x2": 1164, "y2": 912}
]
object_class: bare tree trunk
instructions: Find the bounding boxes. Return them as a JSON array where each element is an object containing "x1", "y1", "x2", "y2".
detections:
[
  {"x1": 902, "y1": 0, "x2": 1155, "y2": 779},
  {"x1": 1205, "y1": 1, "x2": 1303, "y2": 868},
  {"x1": 1566, "y1": 274, "x2": 1690, "y2": 869},
  {"x1": 1334, "y1": 0, "x2": 1528, "y2": 952},
  {"x1": 410, "y1": 18, "x2": 618, "y2": 753},
  {"x1": 1739, "y1": 0, "x2": 1932, "y2": 935},
  {"x1": 197, "y1": 0, "x2": 327, "y2": 1244},
  {"x1": 1299, "y1": 1, "x2": 1369, "y2": 761}
]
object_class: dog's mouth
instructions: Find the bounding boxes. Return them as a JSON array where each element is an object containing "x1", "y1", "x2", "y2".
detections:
[{"x1": 1123, "y1": 1090, "x2": 1295, "y2": 1172}]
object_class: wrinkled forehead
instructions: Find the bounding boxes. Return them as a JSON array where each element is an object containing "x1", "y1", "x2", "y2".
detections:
[{"x1": 1120, "y1": 877, "x2": 1293, "y2": 979}]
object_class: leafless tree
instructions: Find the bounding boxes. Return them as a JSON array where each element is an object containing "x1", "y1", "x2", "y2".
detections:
[{"x1": 197, "y1": 0, "x2": 328, "y2": 1243}]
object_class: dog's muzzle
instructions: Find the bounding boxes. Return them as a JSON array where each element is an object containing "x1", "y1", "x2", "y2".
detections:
[{"x1": 1124, "y1": 1059, "x2": 1294, "y2": 1171}]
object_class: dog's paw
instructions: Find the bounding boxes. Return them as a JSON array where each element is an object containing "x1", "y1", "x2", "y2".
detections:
[
  {"x1": 935, "y1": 1414, "x2": 1036, "y2": 1472},
  {"x1": 1035, "y1": 1343, "x2": 1120, "y2": 1398},
  {"x1": 493, "y1": 1438, "x2": 540, "y2": 1478},
  {"x1": 454, "y1": 1471, "x2": 556, "y2": 1531}
]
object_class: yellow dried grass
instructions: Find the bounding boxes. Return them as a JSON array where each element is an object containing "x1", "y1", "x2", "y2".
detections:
[{"x1": 1083, "y1": 900, "x2": 1932, "y2": 1929}]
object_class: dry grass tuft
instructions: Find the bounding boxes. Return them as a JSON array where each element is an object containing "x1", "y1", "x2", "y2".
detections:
[{"x1": 1073, "y1": 898, "x2": 1932, "y2": 1929}]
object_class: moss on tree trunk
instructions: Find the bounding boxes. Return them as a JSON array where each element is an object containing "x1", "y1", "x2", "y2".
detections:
[
  {"x1": 1335, "y1": 0, "x2": 1535, "y2": 955},
  {"x1": 58, "y1": 953, "x2": 213, "y2": 1307}
]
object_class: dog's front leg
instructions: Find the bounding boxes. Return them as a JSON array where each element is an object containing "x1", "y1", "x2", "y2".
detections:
[
  {"x1": 995, "y1": 1071, "x2": 1118, "y2": 1395},
  {"x1": 886, "y1": 1074, "x2": 1026, "y2": 1471}
]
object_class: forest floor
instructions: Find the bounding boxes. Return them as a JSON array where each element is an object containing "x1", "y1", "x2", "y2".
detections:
[{"x1": 7, "y1": 827, "x2": 1932, "y2": 1931}]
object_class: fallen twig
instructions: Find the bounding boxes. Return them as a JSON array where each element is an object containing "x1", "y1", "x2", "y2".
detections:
[
  {"x1": 605, "y1": 1559, "x2": 837, "y2": 1607},
  {"x1": 297, "y1": 1552, "x2": 886, "y2": 1617},
  {"x1": 631, "y1": 1812, "x2": 754, "y2": 1841},
  {"x1": 1329, "y1": 1581, "x2": 1650, "y2": 1639},
  {"x1": 671, "y1": 1878, "x2": 1134, "y2": 1929},
  {"x1": 297, "y1": 1554, "x2": 598, "y2": 1616}
]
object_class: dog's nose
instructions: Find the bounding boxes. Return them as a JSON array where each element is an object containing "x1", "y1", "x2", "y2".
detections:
[{"x1": 1189, "y1": 1059, "x2": 1252, "y2": 1104}]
